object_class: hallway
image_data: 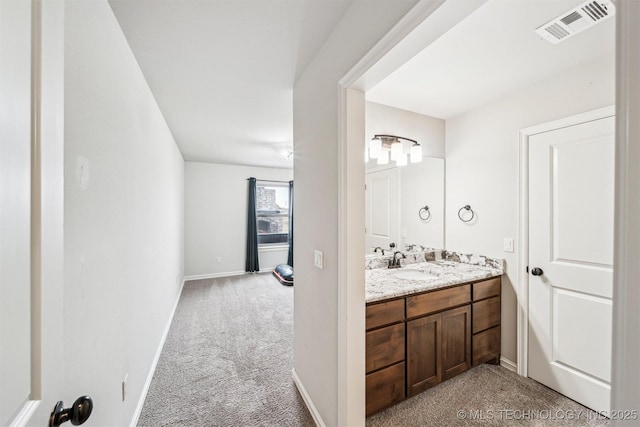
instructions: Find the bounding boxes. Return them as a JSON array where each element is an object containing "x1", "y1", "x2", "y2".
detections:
[{"x1": 137, "y1": 274, "x2": 313, "y2": 426}]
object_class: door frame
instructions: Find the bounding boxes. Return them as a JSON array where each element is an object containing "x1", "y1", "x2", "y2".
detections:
[
  {"x1": 516, "y1": 105, "x2": 615, "y2": 378},
  {"x1": 334, "y1": 0, "x2": 640, "y2": 424}
]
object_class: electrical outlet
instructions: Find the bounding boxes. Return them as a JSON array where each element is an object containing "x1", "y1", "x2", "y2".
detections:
[
  {"x1": 314, "y1": 250, "x2": 324, "y2": 270},
  {"x1": 503, "y1": 238, "x2": 514, "y2": 253},
  {"x1": 122, "y1": 375, "x2": 128, "y2": 402}
]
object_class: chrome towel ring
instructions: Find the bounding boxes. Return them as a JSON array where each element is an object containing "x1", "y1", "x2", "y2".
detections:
[
  {"x1": 418, "y1": 205, "x2": 431, "y2": 220},
  {"x1": 458, "y1": 205, "x2": 475, "y2": 222}
]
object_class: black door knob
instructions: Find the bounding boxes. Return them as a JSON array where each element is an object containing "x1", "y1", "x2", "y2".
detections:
[
  {"x1": 49, "y1": 396, "x2": 93, "y2": 427},
  {"x1": 531, "y1": 267, "x2": 544, "y2": 276}
]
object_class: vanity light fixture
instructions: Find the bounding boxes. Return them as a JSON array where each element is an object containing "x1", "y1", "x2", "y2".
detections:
[
  {"x1": 377, "y1": 150, "x2": 390, "y2": 165},
  {"x1": 368, "y1": 134, "x2": 422, "y2": 166}
]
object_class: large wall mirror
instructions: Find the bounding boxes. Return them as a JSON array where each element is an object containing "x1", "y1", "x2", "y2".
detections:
[
  {"x1": 365, "y1": 157, "x2": 444, "y2": 254},
  {"x1": 364, "y1": 101, "x2": 445, "y2": 254}
]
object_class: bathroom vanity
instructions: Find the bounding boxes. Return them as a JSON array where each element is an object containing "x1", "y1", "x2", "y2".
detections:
[{"x1": 365, "y1": 253, "x2": 503, "y2": 416}]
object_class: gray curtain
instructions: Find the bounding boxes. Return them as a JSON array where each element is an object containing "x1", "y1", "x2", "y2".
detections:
[
  {"x1": 246, "y1": 177, "x2": 260, "y2": 272},
  {"x1": 287, "y1": 180, "x2": 294, "y2": 267}
]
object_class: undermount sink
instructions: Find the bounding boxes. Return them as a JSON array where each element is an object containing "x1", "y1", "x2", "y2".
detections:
[{"x1": 393, "y1": 269, "x2": 437, "y2": 281}]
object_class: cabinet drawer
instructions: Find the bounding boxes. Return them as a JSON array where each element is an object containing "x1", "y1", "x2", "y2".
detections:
[
  {"x1": 366, "y1": 299, "x2": 405, "y2": 330},
  {"x1": 366, "y1": 323, "x2": 405, "y2": 373},
  {"x1": 473, "y1": 277, "x2": 501, "y2": 301},
  {"x1": 366, "y1": 362, "x2": 405, "y2": 417},
  {"x1": 473, "y1": 326, "x2": 501, "y2": 366},
  {"x1": 406, "y1": 284, "x2": 470, "y2": 318},
  {"x1": 472, "y1": 296, "x2": 501, "y2": 333}
]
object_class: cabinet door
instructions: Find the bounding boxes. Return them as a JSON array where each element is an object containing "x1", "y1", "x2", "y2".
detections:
[
  {"x1": 473, "y1": 326, "x2": 501, "y2": 366},
  {"x1": 406, "y1": 313, "x2": 441, "y2": 397},
  {"x1": 365, "y1": 362, "x2": 405, "y2": 416},
  {"x1": 442, "y1": 305, "x2": 471, "y2": 380}
]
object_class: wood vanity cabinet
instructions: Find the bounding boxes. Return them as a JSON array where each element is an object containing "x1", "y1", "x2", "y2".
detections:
[
  {"x1": 365, "y1": 299, "x2": 405, "y2": 416},
  {"x1": 471, "y1": 276, "x2": 501, "y2": 365},
  {"x1": 365, "y1": 276, "x2": 501, "y2": 416},
  {"x1": 406, "y1": 286, "x2": 471, "y2": 397}
]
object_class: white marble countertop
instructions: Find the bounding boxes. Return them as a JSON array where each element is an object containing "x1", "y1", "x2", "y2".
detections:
[{"x1": 365, "y1": 260, "x2": 503, "y2": 303}]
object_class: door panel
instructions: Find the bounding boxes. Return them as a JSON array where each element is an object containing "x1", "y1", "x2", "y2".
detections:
[
  {"x1": 406, "y1": 313, "x2": 440, "y2": 396},
  {"x1": 0, "y1": 0, "x2": 33, "y2": 424},
  {"x1": 552, "y1": 289, "x2": 612, "y2": 382},
  {"x1": 442, "y1": 305, "x2": 471, "y2": 380},
  {"x1": 365, "y1": 168, "x2": 399, "y2": 252},
  {"x1": 528, "y1": 114, "x2": 614, "y2": 413},
  {"x1": 1, "y1": 1, "x2": 66, "y2": 425},
  {"x1": 553, "y1": 139, "x2": 614, "y2": 267}
]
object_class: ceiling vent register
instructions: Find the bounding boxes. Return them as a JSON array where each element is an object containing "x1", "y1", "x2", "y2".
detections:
[{"x1": 535, "y1": 0, "x2": 615, "y2": 45}]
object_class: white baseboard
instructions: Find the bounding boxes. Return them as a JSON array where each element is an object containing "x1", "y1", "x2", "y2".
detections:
[
  {"x1": 9, "y1": 400, "x2": 40, "y2": 427},
  {"x1": 184, "y1": 271, "x2": 246, "y2": 281},
  {"x1": 500, "y1": 356, "x2": 518, "y2": 373},
  {"x1": 130, "y1": 276, "x2": 186, "y2": 427},
  {"x1": 292, "y1": 368, "x2": 326, "y2": 427}
]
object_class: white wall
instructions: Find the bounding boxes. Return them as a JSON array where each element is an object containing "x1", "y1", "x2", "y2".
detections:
[
  {"x1": 292, "y1": 1, "x2": 418, "y2": 425},
  {"x1": 64, "y1": 1, "x2": 184, "y2": 426},
  {"x1": 445, "y1": 56, "x2": 614, "y2": 365},
  {"x1": 184, "y1": 161, "x2": 292, "y2": 278}
]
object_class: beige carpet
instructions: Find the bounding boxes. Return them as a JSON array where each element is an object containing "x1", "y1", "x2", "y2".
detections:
[
  {"x1": 367, "y1": 364, "x2": 610, "y2": 427},
  {"x1": 138, "y1": 272, "x2": 609, "y2": 427},
  {"x1": 137, "y1": 273, "x2": 314, "y2": 427}
]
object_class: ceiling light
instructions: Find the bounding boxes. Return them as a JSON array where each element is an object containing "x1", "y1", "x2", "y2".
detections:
[
  {"x1": 390, "y1": 140, "x2": 403, "y2": 161},
  {"x1": 377, "y1": 150, "x2": 389, "y2": 165},
  {"x1": 369, "y1": 134, "x2": 421, "y2": 167},
  {"x1": 369, "y1": 137, "x2": 382, "y2": 159},
  {"x1": 281, "y1": 146, "x2": 293, "y2": 161},
  {"x1": 410, "y1": 142, "x2": 422, "y2": 163}
]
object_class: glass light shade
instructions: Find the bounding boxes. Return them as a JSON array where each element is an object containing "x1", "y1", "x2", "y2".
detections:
[
  {"x1": 396, "y1": 153, "x2": 407, "y2": 166},
  {"x1": 390, "y1": 141, "x2": 403, "y2": 161},
  {"x1": 410, "y1": 143, "x2": 423, "y2": 163},
  {"x1": 377, "y1": 150, "x2": 389, "y2": 165},
  {"x1": 365, "y1": 147, "x2": 369, "y2": 163},
  {"x1": 369, "y1": 138, "x2": 381, "y2": 159}
]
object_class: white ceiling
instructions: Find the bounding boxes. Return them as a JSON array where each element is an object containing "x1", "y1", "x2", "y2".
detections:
[
  {"x1": 109, "y1": 0, "x2": 615, "y2": 168},
  {"x1": 366, "y1": 0, "x2": 616, "y2": 119},
  {"x1": 108, "y1": 0, "x2": 353, "y2": 168}
]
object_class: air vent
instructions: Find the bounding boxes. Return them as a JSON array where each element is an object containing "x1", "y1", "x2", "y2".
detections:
[{"x1": 535, "y1": 0, "x2": 615, "y2": 45}]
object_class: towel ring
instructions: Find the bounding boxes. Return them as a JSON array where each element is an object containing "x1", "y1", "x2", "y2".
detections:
[
  {"x1": 418, "y1": 205, "x2": 431, "y2": 220},
  {"x1": 458, "y1": 205, "x2": 475, "y2": 222}
]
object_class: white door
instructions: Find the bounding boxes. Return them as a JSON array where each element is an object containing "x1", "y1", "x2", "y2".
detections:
[
  {"x1": 528, "y1": 114, "x2": 614, "y2": 413},
  {"x1": 365, "y1": 168, "x2": 399, "y2": 253},
  {"x1": 1, "y1": 0, "x2": 68, "y2": 425}
]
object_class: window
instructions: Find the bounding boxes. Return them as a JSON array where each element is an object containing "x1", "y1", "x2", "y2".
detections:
[{"x1": 256, "y1": 182, "x2": 290, "y2": 246}]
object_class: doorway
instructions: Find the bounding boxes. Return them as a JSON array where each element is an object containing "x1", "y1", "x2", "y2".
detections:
[
  {"x1": 520, "y1": 107, "x2": 615, "y2": 412},
  {"x1": 337, "y1": 0, "x2": 639, "y2": 424}
]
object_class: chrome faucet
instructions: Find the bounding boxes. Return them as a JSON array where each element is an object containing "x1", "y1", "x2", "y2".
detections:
[{"x1": 388, "y1": 251, "x2": 406, "y2": 269}]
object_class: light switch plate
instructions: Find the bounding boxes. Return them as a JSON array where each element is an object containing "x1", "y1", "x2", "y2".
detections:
[
  {"x1": 314, "y1": 250, "x2": 324, "y2": 269},
  {"x1": 503, "y1": 238, "x2": 514, "y2": 252}
]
